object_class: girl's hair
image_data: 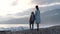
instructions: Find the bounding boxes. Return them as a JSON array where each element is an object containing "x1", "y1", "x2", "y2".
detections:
[{"x1": 31, "y1": 12, "x2": 34, "y2": 14}]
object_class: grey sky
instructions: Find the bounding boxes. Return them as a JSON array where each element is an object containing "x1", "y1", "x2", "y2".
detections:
[
  {"x1": 32, "y1": 0, "x2": 60, "y2": 5},
  {"x1": 0, "y1": 0, "x2": 60, "y2": 24}
]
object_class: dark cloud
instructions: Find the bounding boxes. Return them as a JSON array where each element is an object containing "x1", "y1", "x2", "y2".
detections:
[
  {"x1": 32, "y1": 0, "x2": 60, "y2": 5},
  {"x1": 0, "y1": 9, "x2": 60, "y2": 24},
  {"x1": 16, "y1": 4, "x2": 60, "y2": 15},
  {"x1": 41, "y1": 9, "x2": 60, "y2": 24},
  {"x1": 0, "y1": 16, "x2": 29, "y2": 24},
  {"x1": 15, "y1": 8, "x2": 35, "y2": 16},
  {"x1": 0, "y1": 4, "x2": 60, "y2": 24},
  {"x1": 40, "y1": 4, "x2": 60, "y2": 12}
]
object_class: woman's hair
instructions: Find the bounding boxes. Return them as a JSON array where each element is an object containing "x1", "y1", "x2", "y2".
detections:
[{"x1": 35, "y1": 5, "x2": 39, "y2": 10}]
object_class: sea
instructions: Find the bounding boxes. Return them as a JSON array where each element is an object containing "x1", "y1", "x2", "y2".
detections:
[
  {"x1": 0, "y1": 24, "x2": 58, "y2": 28},
  {"x1": 0, "y1": 24, "x2": 59, "y2": 31}
]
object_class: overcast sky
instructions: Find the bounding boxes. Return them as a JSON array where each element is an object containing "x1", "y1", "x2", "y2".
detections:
[{"x1": 0, "y1": 0, "x2": 60, "y2": 24}]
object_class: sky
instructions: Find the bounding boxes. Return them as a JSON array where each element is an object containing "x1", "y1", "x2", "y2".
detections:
[
  {"x1": 0, "y1": 0, "x2": 60, "y2": 25},
  {"x1": 0, "y1": 0, "x2": 60, "y2": 18},
  {"x1": 0, "y1": 0, "x2": 32, "y2": 21},
  {"x1": 0, "y1": 0, "x2": 31, "y2": 17}
]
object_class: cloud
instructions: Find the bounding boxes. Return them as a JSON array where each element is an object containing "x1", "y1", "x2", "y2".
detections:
[
  {"x1": 41, "y1": 9, "x2": 60, "y2": 24},
  {"x1": 32, "y1": 0, "x2": 60, "y2": 5},
  {"x1": 16, "y1": 4, "x2": 60, "y2": 14},
  {"x1": 0, "y1": 9, "x2": 60, "y2": 24},
  {"x1": 40, "y1": 4, "x2": 60, "y2": 12},
  {"x1": 0, "y1": 0, "x2": 60, "y2": 24},
  {"x1": 15, "y1": 8, "x2": 35, "y2": 16},
  {"x1": 1, "y1": 9, "x2": 60, "y2": 24},
  {"x1": 0, "y1": 16, "x2": 29, "y2": 24}
]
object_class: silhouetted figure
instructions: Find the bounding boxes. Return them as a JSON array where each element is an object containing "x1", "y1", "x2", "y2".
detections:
[
  {"x1": 35, "y1": 5, "x2": 40, "y2": 31},
  {"x1": 29, "y1": 12, "x2": 35, "y2": 30}
]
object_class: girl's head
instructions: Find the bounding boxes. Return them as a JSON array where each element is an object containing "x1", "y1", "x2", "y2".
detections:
[{"x1": 31, "y1": 12, "x2": 34, "y2": 14}]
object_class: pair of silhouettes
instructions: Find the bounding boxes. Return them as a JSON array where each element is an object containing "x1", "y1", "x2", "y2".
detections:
[{"x1": 29, "y1": 5, "x2": 40, "y2": 31}]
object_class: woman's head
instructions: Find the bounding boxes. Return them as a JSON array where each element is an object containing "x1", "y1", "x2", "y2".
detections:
[{"x1": 35, "y1": 5, "x2": 39, "y2": 10}]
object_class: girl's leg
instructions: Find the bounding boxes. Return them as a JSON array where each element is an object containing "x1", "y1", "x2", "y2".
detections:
[
  {"x1": 32, "y1": 23, "x2": 34, "y2": 30},
  {"x1": 30, "y1": 23, "x2": 31, "y2": 29}
]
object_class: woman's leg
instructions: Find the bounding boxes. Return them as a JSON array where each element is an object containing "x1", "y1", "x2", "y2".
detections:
[{"x1": 37, "y1": 23, "x2": 39, "y2": 30}]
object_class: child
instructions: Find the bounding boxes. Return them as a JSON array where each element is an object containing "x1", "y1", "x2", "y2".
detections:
[{"x1": 29, "y1": 12, "x2": 35, "y2": 30}]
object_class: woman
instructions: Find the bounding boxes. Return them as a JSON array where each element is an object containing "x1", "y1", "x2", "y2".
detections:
[
  {"x1": 35, "y1": 5, "x2": 40, "y2": 31},
  {"x1": 29, "y1": 12, "x2": 35, "y2": 30}
]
